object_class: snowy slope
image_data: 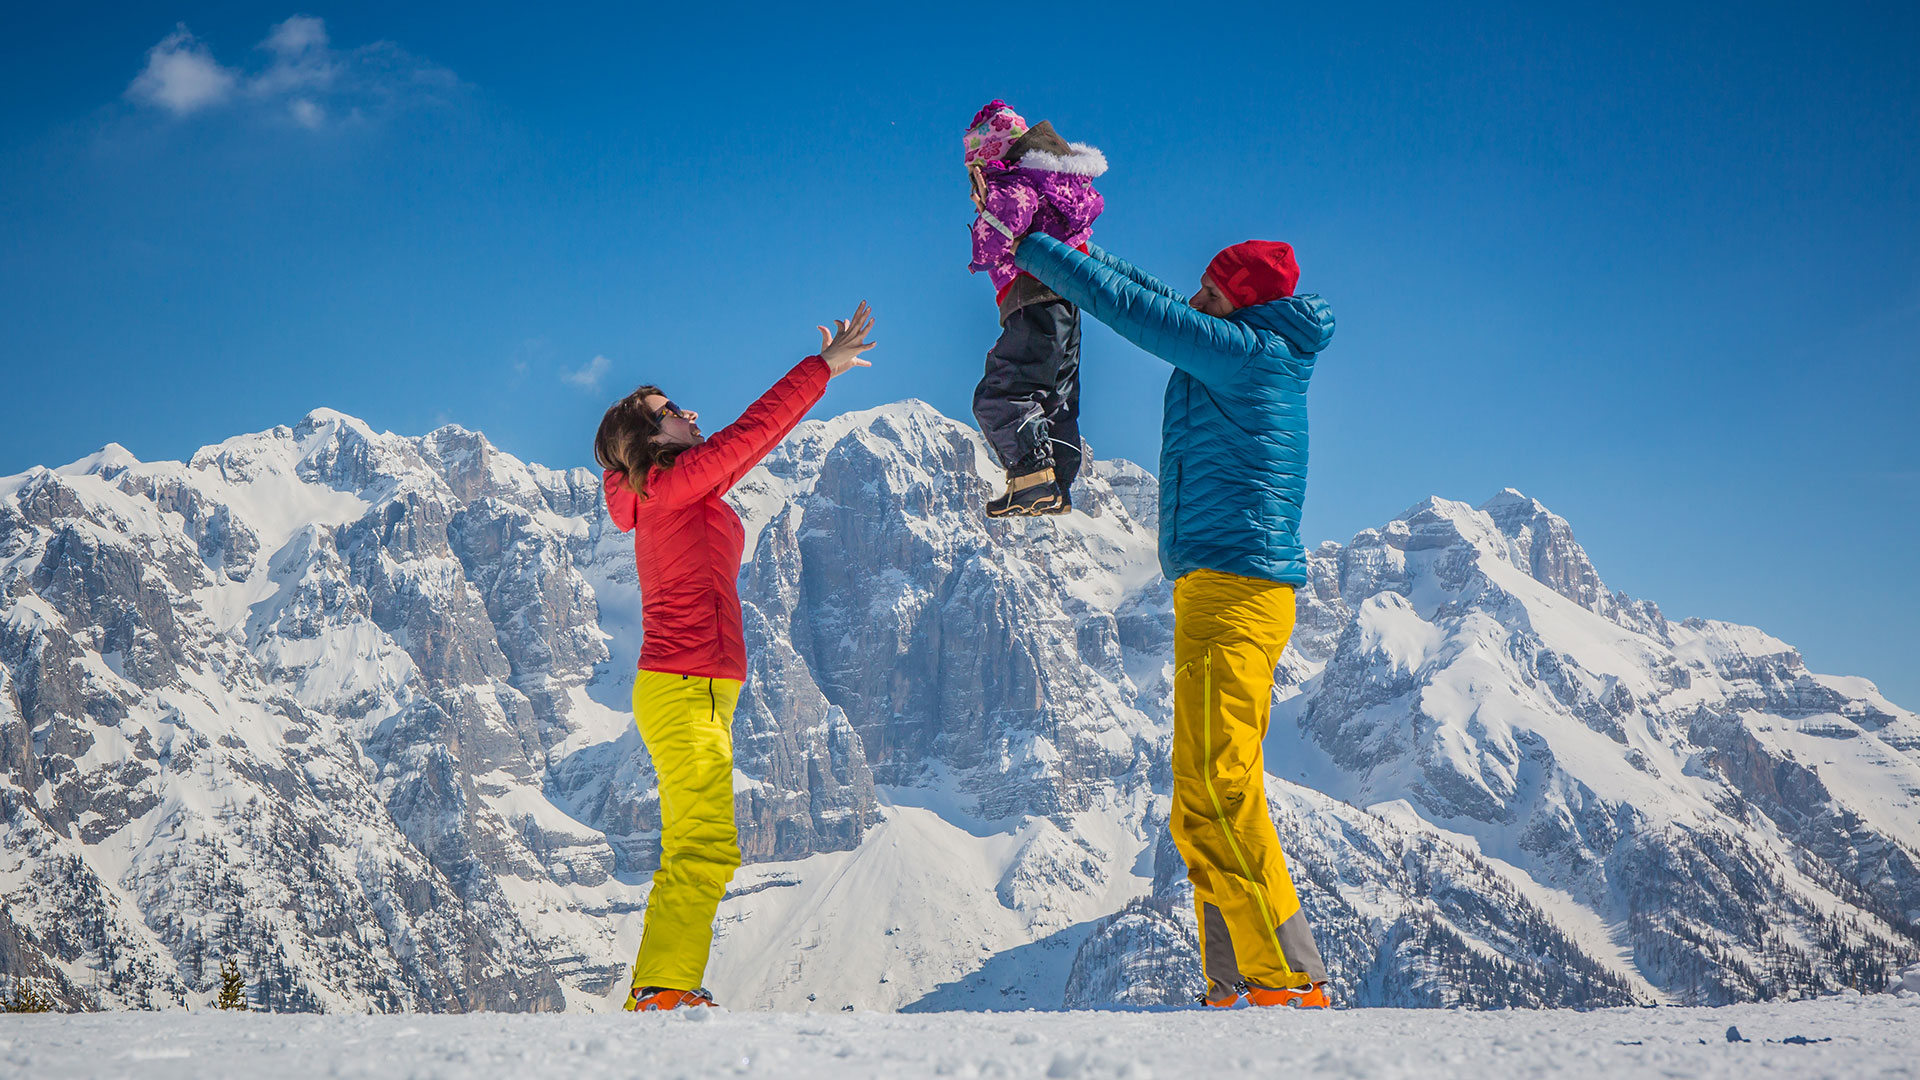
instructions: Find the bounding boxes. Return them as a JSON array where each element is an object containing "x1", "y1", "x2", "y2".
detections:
[
  {"x1": 2, "y1": 404, "x2": 1916, "y2": 1014},
  {"x1": 4, "y1": 995, "x2": 1917, "y2": 1079}
]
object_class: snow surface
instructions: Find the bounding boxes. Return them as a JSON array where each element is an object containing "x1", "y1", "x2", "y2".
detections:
[
  {"x1": 3, "y1": 998, "x2": 1914, "y2": 1079},
  {"x1": 684, "y1": 787, "x2": 1152, "y2": 1015}
]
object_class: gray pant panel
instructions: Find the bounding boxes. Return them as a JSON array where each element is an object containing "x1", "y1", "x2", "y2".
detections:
[
  {"x1": 1276, "y1": 908, "x2": 1327, "y2": 984},
  {"x1": 1204, "y1": 902, "x2": 1327, "y2": 987},
  {"x1": 1201, "y1": 902, "x2": 1240, "y2": 992}
]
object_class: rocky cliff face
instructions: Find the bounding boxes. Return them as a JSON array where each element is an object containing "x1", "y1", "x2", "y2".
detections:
[
  {"x1": 2, "y1": 405, "x2": 1914, "y2": 1012},
  {"x1": 0, "y1": 410, "x2": 883, "y2": 1012}
]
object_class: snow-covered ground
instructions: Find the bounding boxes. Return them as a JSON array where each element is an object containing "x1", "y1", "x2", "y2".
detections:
[{"x1": 3, "y1": 997, "x2": 1913, "y2": 1079}]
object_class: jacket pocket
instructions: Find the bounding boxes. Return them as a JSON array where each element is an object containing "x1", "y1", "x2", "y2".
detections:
[{"x1": 1264, "y1": 489, "x2": 1284, "y2": 562}]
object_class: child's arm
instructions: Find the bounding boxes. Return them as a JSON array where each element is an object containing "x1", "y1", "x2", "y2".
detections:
[
  {"x1": 1086, "y1": 243, "x2": 1187, "y2": 304},
  {"x1": 969, "y1": 173, "x2": 1039, "y2": 274},
  {"x1": 1016, "y1": 234, "x2": 1263, "y2": 387}
]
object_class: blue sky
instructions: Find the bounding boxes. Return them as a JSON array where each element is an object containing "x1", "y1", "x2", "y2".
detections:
[{"x1": 2, "y1": 3, "x2": 1916, "y2": 703}]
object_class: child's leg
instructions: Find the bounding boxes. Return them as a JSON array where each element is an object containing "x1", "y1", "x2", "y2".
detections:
[
  {"x1": 972, "y1": 300, "x2": 1076, "y2": 477},
  {"x1": 1042, "y1": 302, "x2": 1083, "y2": 494}
]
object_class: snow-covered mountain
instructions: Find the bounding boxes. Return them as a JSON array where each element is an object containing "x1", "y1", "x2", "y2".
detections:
[
  {"x1": 1074, "y1": 492, "x2": 1920, "y2": 1007},
  {"x1": 2, "y1": 402, "x2": 1914, "y2": 1012}
]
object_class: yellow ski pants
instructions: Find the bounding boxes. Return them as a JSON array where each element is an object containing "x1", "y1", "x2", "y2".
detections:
[
  {"x1": 629, "y1": 669, "x2": 743, "y2": 993},
  {"x1": 1170, "y1": 569, "x2": 1326, "y2": 992}
]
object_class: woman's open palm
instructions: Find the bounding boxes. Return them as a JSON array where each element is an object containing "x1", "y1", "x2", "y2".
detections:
[{"x1": 817, "y1": 301, "x2": 877, "y2": 377}]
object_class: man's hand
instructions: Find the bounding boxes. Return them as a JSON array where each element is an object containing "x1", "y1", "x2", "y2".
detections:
[
  {"x1": 969, "y1": 164, "x2": 987, "y2": 212},
  {"x1": 817, "y1": 301, "x2": 877, "y2": 378}
]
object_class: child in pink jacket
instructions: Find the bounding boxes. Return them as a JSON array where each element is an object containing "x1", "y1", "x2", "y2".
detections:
[{"x1": 964, "y1": 100, "x2": 1107, "y2": 517}]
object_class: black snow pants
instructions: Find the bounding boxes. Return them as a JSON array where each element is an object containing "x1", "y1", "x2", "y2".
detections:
[{"x1": 972, "y1": 297, "x2": 1083, "y2": 492}]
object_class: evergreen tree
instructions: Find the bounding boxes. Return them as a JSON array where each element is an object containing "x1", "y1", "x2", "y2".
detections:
[
  {"x1": 4, "y1": 982, "x2": 54, "y2": 1013},
  {"x1": 216, "y1": 960, "x2": 247, "y2": 1011}
]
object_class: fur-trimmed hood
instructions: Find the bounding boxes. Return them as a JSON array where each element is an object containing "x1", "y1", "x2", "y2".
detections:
[
  {"x1": 970, "y1": 135, "x2": 1106, "y2": 294},
  {"x1": 1014, "y1": 142, "x2": 1108, "y2": 178}
]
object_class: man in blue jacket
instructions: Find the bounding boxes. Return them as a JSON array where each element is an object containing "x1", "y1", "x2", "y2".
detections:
[{"x1": 1017, "y1": 234, "x2": 1335, "y2": 1008}]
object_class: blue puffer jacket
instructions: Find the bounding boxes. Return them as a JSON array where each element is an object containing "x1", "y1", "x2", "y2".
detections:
[{"x1": 1016, "y1": 234, "x2": 1335, "y2": 586}]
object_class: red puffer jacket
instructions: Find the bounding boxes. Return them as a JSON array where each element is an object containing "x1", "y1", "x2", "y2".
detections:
[{"x1": 603, "y1": 356, "x2": 829, "y2": 681}]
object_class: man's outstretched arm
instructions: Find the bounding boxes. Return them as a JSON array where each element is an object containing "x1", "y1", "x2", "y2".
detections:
[
  {"x1": 1085, "y1": 242, "x2": 1187, "y2": 304},
  {"x1": 1017, "y1": 234, "x2": 1262, "y2": 387}
]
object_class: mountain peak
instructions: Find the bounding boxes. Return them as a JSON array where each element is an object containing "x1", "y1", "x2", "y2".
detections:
[
  {"x1": 1374, "y1": 496, "x2": 1510, "y2": 560},
  {"x1": 294, "y1": 406, "x2": 378, "y2": 440},
  {"x1": 825, "y1": 399, "x2": 966, "y2": 446},
  {"x1": 55, "y1": 442, "x2": 142, "y2": 479},
  {"x1": 1395, "y1": 494, "x2": 1482, "y2": 522},
  {"x1": 1480, "y1": 487, "x2": 1541, "y2": 514},
  {"x1": 1473, "y1": 490, "x2": 1612, "y2": 614},
  {"x1": 417, "y1": 423, "x2": 493, "y2": 463}
]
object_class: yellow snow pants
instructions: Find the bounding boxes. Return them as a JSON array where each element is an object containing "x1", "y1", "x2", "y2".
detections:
[
  {"x1": 1170, "y1": 569, "x2": 1326, "y2": 992},
  {"x1": 629, "y1": 669, "x2": 743, "y2": 993}
]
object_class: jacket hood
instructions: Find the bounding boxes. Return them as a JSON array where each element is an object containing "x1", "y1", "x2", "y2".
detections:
[
  {"x1": 603, "y1": 468, "x2": 639, "y2": 532},
  {"x1": 1014, "y1": 142, "x2": 1108, "y2": 178},
  {"x1": 1234, "y1": 293, "x2": 1335, "y2": 354}
]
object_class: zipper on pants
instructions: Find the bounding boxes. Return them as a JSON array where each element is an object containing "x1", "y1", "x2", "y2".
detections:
[{"x1": 1198, "y1": 648, "x2": 1288, "y2": 965}]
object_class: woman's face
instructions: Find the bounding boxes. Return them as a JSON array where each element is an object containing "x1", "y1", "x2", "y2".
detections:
[
  {"x1": 642, "y1": 393, "x2": 704, "y2": 448},
  {"x1": 1190, "y1": 275, "x2": 1237, "y2": 318}
]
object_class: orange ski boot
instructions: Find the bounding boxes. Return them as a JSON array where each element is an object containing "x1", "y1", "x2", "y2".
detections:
[
  {"x1": 1198, "y1": 981, "x2": 1242, "y2": 1008},
  {"x1": 625, "y1": 985, "x2": 717, "y2": 1012},
  {"x1": 1242, "y1": 981, "x2": 1331, "y2": 1009}
]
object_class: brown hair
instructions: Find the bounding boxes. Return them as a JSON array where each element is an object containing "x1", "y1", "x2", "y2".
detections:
[{"x1": 594, "y1": 385, "x2": 687, "y2": 496}]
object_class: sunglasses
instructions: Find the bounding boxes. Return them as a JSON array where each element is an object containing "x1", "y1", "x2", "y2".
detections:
[{"x1": 651, "y1": 400, "x2": 692, "y2": 422}]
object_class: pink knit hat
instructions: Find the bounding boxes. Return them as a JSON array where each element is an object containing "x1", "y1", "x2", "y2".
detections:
[{"x1": 963, "y1": 100, "x2": 1028, "y2": 166}]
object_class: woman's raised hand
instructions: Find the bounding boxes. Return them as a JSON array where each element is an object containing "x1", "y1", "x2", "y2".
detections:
[{"x1": 817, "y1": 301, "x2": 877, "y2": 378}]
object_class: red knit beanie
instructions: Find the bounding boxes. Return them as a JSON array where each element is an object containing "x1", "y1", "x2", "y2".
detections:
[{"x1": 1206, "y1": 241, "x2": 1300, "y2": 309}]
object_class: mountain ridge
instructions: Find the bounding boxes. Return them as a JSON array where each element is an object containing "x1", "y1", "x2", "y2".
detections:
[{"x1": 2, "y1": 402, "x2": 1914, "y2": 1012}]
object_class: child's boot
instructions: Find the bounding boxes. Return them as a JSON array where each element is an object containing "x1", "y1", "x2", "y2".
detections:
[
  {"x1": 986, "y1": 467, "x2": 1061, "y2": 517},
  {"x1": 1242, "y1": 981, "x2": 1331, "y2": 1009}
]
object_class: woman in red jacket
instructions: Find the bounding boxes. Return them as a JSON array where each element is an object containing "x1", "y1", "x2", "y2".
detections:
[{"x1": 594, "y1": 302, "x2": 876, "y2": 1012}]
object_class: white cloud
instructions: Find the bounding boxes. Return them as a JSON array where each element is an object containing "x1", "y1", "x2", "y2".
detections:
[
  {"x1": 126, "y1": 26, "x2": 238, "y2": 114},
  {"x1": 252, "y1": 16, "x2": 337, "y2": 97},
  {"x1": 264, "y1": 15, "x2": 328, "y2": 57},
  {"x1": 289, "y1": 99, "x2": 325, "y2": 128},
  {"x1": 563, "y1": 356, "x2": 613, "y2": 391},
  {"x1": 124, "y1": 16, "x2": 458, "y2": 129}
]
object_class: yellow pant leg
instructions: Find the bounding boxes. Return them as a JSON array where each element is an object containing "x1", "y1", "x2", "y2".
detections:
[
  {"x1": 1169, "y1": 569, "x2": 1325, "y2": 991},
  {"x1": 629, "y1": 669, "x2": 743, "y2": 993}
]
